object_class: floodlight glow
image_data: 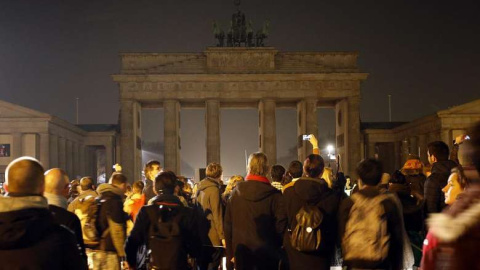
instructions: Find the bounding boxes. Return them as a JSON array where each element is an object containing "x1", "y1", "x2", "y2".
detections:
[{"x1": 327, "y1": 145, "x2": 334, "y2": 152}]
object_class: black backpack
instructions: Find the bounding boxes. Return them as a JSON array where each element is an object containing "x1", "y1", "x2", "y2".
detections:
[
  {"x1": 290, "y1": 203, "x2": 324, "y2": 252},
  {"x1": 148, "y1": 202, "x2": 187, "y2": 270}
]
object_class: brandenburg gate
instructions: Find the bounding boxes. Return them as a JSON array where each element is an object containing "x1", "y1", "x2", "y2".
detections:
[{"x1": 113, "y1": 47, "x2": 368, "y2": 181}]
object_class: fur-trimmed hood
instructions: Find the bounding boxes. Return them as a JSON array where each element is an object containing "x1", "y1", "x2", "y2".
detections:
[{"x1": 428, "y1": 184, "x2": 480, "y2": 242}]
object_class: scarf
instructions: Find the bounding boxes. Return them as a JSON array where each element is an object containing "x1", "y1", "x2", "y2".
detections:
[{"x1": 245, "y1": 174, "x2": 270, "y2": 184}]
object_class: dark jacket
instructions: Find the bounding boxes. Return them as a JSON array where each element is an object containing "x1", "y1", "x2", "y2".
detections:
[
  {"x1": 338, "y1": 186, "x2": 404, "y2": 270},
  {"x1": 424, "y1": 160, "x2": 457, "y2": 216},
  {"x1": 143, "y1": 179, "x2": 156, "y2": 203},
  {"x1": 425, "y1": 183, "x2": 480, "y2": 270},
  {"x1": 196, "y1": 177, "x2": 224, "y2": 246},
  {"x1": 224, "y1": 179, "x2": 287, "y2": 270},
  {"x1": 125, "y1": 194, "x2": 201, "y2": 270},
  {"x1": 96, "y1": 184, "x2": 128, "y2": 257},
  {"x1": 0, "y1": 195, "x2": 87, "y2": 270},
  {"x1": 405, "y1": 174, "x2": 426, "y2": 197},
  {"x1": 49, "y1": 204, "x2": 87, "y2": 261},
  {"x1": 283, "y1": 178, "x2": 342, "y2": 270},
  {"x1": 389, "y1": 183, "x2": 424, "y2": 232}
]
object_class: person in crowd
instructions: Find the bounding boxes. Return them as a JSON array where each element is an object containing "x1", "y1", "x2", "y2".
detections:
[
  {"x1": 321, "y1": 167, "x2": 334, "y2": 188},
  {"x1": 222, "y1": 175, "x2": 245, "y2": 205},
  {"x1": 270, "y1": 164, "x2": 285, "y2": 191},
  {"x1": 283, "y1": 154, "x2": 342, "y2": 269},
  {"x1": 68, "y1": 176, "x2": 97, "y2": 212},
  {"x1": 94, "y1": 173, "x2": 129, "y2": 270},
  {"x1": 44, "y1": 168, "x2": 87, "y2": 263},
  {"x1": 174, "y1": 180, "x2": 189, "y2": 207},
  {"x1": 143, "y1": 160, "x2": 162, "y2": 203},
  {"x1": 422, "y1": 167, "x2": 470, "y2": 269},
  {"x1": 388, "y1": 170, "x2": 424, "y2": 266},
  {"x1": 68, "y1": 179, "x2": 81, "y2": 203},
  {"x1": 67, "y1": 176, "x2": 99, "y2": 267},
  {"x1": 125, "y1": 171, "x2": 201, "y2": 270},
  {"x1": 124, "y1": 180, "x2": 145, "y2": 221},
  {"x1": 282, "y1": 160, "x2": 303, "y2": 189},
  {"x1": 0, "y1": 157, "x2": 87, "y2": 270},
  {"x1": 178, "y1": 176, "x2": 193, "y2": 204},
  {"x1": 125, "y1": 184, "x2": 133, "y2": 198},
  {"x1": 422, "y1": 129, "x2": 480, "y2": 270},
  {"x1": 402, "y1": 157, "x2": 426, "y2": 200},
  {"x1": 339, "y1": 158, "x2": 404, "y2": 270},
  {"x1": 424, "y1": 141, "x2": 457, "y2": 216},
  {"x1": 196, "y1": 162, "x2": 225, "y2": 270},
  {"x1": 224, "y1": 152, "x2": 287, "y2": 270},
  {"x1": 377, "y1": 173, "x2": 391, "y2": 193}
]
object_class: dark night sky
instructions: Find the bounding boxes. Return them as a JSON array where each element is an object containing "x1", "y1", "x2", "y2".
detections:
[{"x1": 1, "y1": 0, "x2": 480, "y2": 177}]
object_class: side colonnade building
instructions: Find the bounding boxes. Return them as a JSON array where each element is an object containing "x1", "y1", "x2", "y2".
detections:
[{"x1": 0, "y1": 99, "x2": 116, "y2": 182}]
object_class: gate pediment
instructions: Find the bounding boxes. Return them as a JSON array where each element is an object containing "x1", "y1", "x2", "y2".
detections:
[{"x1": 0, "y1": 100, "x2": 50, "y2": 119}]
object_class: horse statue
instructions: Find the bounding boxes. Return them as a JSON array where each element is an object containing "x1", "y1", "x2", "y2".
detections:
[
  {"x1": 213, "y1": 20, "x2": 225, "y2": 47},
  {"x1": 255, "y1": 19, "x2": 270, "y2": 47}
]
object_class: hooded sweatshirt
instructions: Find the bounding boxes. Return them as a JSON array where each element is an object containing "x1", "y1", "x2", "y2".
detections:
[
  {"x1": 224, "y1": 178, "x2": 287, "y2": 269},
  {"x1": 195, "y1": 177, "x2": 224, "y2": 246},
  {"x1": 96, "y1": 183, "x2": 128, "y2": 257},
  {"x1": 0, "y1": 195, "x2": 87, "y2": 270},
  {"x1": 425, "y1": 160, "x2": 458, "y2": 215},
  {"x1": 283, "y1": 177, "x2": 342, "y2": 270}
]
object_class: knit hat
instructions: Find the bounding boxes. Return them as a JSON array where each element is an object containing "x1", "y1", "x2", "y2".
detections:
[{"x1": 403, "y1": 159, "x2": 423, "y2": 170}]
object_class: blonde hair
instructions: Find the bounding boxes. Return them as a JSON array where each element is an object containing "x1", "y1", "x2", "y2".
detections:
[
  {"x1": 247, "y1": 152, "x2": 269, "y2": 176},
  {"x1": 322, "y1": 167, "x2": 334, "y2": 188},
  {"x1": 206, "y1": 162, "x2": 223, "y2": 179},
  {"x1": 223, "y1": 175, "x2": 244, "y2": 196}
]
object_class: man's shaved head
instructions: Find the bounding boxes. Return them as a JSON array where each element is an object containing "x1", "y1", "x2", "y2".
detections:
[
  {"x1": 44, "y1": 168, "x2": 69, "y2": 196},
  {"x1": 80, "y1": 177, "x2": 95, "y2": 191},
  {"x1": 5, "y1": 157, "x2": 45, "y2": 195}
]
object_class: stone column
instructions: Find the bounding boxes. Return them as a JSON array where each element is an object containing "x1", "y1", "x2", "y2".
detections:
[
  {"x1": 79, "y1": 143, "x2": 86, "y2": 176},
  {"x1": 205, "y1": 100, "x2": 221, "y2": 165},
  {"x1": 39, "y1": 133, "x2": 50, "y2": 169},
  {"x1": 367, "y1": 142, "x2": 376, "y2": 158},
  {"x1": 164, "y1": 100, "x2": 180, "y2": 174},
  {"x1": 49, "y1": 134, "x2": 58, "y2": 168},
  {"x1": 12, "y1": 133, "x2": 22, "y2": 158},
  {"x1": 401, "y1": 138, "x2": 409, "y2": 164},
  {"x1": 394, "y1": 141, "x2": 401, "y2": 169},
  {"x1": 409, "y1": 136, "x2": 418, "y2": 157},
  {"x1": 66, "y1": 140, "x2": 73, "y2": 177},
  {"x1": 72, "y1": 141, "x2": 79, "y2": 177},
  {"x1": 259, "y1": 99, "x2": 277, "y2": 164},
  {"x1": 418, "y1": 134, "x2": 428, "y2": 164},
  {"x1": 105, "y1": 137, "x2": 114, "y2": 179},
  {"x1": 346, "y1": 96, "x2": 361, "y2": 177},
  {"x1": 441, "y1": 129, "x2": 452, "y2": 149},
  {"x1": 297, "y1": 99, "x2": 318, "y2": 162},
  {"x1": 58, "y1": 137, "x2": 67, "y2": 170},
  {"x1": 120, "y1": 100, "x2": 143, "y2": 183}
]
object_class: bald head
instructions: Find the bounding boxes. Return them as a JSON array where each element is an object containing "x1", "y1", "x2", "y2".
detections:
[
  {"x1": 5, "y1": 157, "x2": 45, "y2": 195},
  {"x1": 44, "y1": 168, "x2": 70, "y2": 197}
]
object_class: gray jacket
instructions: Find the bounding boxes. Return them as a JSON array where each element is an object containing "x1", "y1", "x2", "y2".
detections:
[{"x1": 196, "y1": 177, "x2": 224, "y2": 246}]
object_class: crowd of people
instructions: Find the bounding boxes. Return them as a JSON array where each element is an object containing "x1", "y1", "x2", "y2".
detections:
[{"x1": 1, "y1": 121, "x2": 480, "y2": 270}]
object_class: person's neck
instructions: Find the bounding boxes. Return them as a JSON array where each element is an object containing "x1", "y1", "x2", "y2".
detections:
[{"x1": 43, "y1": 192, "x2": 68, "y2": 209}]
